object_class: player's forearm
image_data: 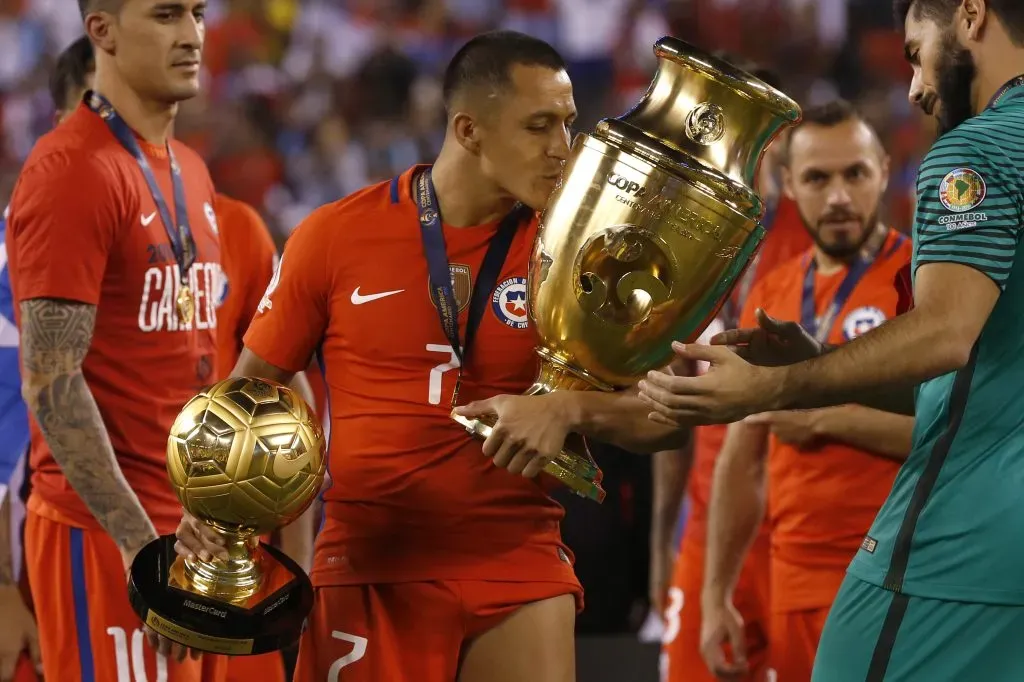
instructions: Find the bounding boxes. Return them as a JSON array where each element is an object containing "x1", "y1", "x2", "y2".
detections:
[
  {"x1": 23, "y1": 372, "x2": 156, "y2": 554},
  {"x1": 19, "y1": 299, "x2": 156, "y2": 555},
  {"x1": 703, "y1": 422, "x2": 768, "y2": 606},
  {"x1": 0, "y1": 494, "x2": 13, "y2": 587},
  {"x1": 651, "y1": 444, "x2": 693, "y2": 559},
  {"x1": 290, "y1": 371, "x2": 316, "y2": 411},
  {"x1": 816, "y1": 341, "x2": 915, "y2": 414},
  {"x1": 775, "y1": 308, "x2": 962, "y2": 412},
  {"x1": 232, "y1": 347, "x2": 297, "y2": 386},
  {"x1": 839, "y1": 384, "x2": 917, "y2": 416},
  {"x1": 564, "y1": 387, "x2": 690, "y2": 453},
  {"x1": 811, "y1": 405, "x2": 914, "y2": 461}
]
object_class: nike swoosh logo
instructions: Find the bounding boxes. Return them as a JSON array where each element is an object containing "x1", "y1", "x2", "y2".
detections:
[
  {"x1": 271, "y1": 448, "x2": 312, "y2": 480},
  {"x1": 141, "y1": 212, "x2": 157, "y2": 226},
  {"x1": 351, "y1": 287, "x2": 404, "y2": 305}
]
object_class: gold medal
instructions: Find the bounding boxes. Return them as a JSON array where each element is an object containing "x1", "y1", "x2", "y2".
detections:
[
  {"x1": 177, "y1": 285, "x2": 195, "y2": 326},
  {"x1": 451, "y1": 372, "x2": 462, "y2": 409}
]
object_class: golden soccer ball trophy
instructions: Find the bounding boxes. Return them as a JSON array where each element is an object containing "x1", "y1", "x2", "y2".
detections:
[
  {"x1": 128, "y1": 377, "x2": 327, "y2": 655},
  {"x1": 453, "y1": 37, "x2": 801, "y2": 502}
]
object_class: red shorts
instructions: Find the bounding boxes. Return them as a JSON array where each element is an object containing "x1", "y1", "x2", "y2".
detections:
[
  {"x1": 202, "y1": 652, "x2": 285, "y2": 682},
  {"x1": 661, "y1": 530, "x2": 772, "y2": 682},
  {"x1": 12, "y1": 653, "x2": 40, "y2": 682},
  {"x1": 293, "y1": 580, "x2": 582, "y2": 682},
  {"x1": 768, "y1": 607, "x2": 830, "y2": 682},
  {"x1": 25, "y1": 510, "x2": 227, "y2": 682}
]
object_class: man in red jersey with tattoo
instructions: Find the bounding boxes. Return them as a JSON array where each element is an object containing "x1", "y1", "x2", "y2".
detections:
[
  {"x1": 29, "y1": 32, "x2": 316, "y2": 682},
  {"x1": 174, "y1": 30, "x2": 688, "y2": 682},
  {"x1": 5, "y1": 2, "x2": 228, "y2": 680}
]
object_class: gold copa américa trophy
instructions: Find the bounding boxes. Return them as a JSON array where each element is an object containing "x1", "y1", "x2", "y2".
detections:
[{"x1": 452, "y1": 38, "x2": 802, "y2": 503}]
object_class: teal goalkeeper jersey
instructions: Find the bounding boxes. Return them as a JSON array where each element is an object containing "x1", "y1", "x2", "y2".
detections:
[{"x1": 847, "y1": 83, "x2": 1024, "y2": 605}]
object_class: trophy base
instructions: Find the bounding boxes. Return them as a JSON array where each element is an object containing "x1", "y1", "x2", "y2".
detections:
[{"x1": 127, "y1": 535, "x2": 314, "y2": 655}]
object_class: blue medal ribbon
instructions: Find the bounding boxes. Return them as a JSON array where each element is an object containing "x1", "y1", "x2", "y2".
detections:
[
  {"x1": 416, "y1": 169, "x2": 525, "y2": 406},
  {"x1": 85, "y1": 90, "x2": 197, "y2": 324},
  {"x1": 800, "y1": 231, "x2": 901, "y2": 343}
]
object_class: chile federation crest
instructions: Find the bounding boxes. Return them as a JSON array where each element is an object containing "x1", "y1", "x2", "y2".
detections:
[{"x1": 492, "y1": 277, "x2": 529, "y2": 329}]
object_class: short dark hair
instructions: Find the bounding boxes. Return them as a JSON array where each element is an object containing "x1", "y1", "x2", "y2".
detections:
[
  {"x1": 442, "y1": 30, "x2": 566, "y2": 113},
  {"x1": 49, "y1": 35, "x2": 95, "y2": 112},
  {"x1": 895, "y1": 0, "x2": 1024, "y2": 46},
  {"x1": 78, "y1": 0, "x2": 123, "y2": 19},
  {"x1": 710, "y1": 50, "x2": 784, "y2": 92},
  {"x1": 782, "y1": 99, "x2": 883, "y2": 164}
]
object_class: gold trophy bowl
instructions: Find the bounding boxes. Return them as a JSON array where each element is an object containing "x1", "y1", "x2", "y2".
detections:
[
  {"x1": 128, "y1": 377, "x2": 327, "y2": 654},
  {"x1": 453, "y1": 37, "x2": 801, "y2": 503}
]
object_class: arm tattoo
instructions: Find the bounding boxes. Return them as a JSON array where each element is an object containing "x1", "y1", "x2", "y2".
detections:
[{"x1": 19, "y1": 299, "x2": 157, "y2": 556}]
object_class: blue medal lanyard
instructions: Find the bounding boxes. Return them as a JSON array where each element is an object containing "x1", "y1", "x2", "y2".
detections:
[
  {"x1": 415, "y1": 169, "x2": 525, "y2": 407},
  {"x1": 86, "y1": 91, "x2": 197, "y2": 325},
  {"x1": 800, "y1": 230, "x2": 898, "y2": 343}
]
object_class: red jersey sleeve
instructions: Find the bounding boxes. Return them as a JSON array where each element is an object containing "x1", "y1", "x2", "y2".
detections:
[
  {"x1": 243, "y1": 210, "x2": 331, "y2": 373},
  {"x1": 8, "y1": 151, "x2": 123, "y2": 305}
]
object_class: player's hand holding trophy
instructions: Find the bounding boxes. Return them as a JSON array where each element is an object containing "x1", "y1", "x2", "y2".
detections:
[
  {"x1": 129, "y1": 377, "x2": 327, "y2": 655},
  {"x1": 452, "y1": 37, "x2": 801, "y2": 502}
]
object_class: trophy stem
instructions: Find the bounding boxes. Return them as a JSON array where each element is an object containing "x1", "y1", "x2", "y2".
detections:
[
  {"x1": 181, "y1": 524, "x2": 262, "y2": 605},
  {"x1": 529, "y1": 347, "x2": 616, "y2": 395}
]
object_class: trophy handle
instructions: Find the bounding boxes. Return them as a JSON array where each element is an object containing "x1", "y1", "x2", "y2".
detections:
[{"x1": 451, "y1": 413, "x2": 607, "y2": 503}]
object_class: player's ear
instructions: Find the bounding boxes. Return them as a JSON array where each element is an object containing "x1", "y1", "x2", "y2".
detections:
[
  {"x1": 84, "y1": 14, "x2": 116, "y2": 54},
  {"x1": 959, "y1": 0, "x2": 985, "y2": 42},
  {"x1": 451, "y1": 111, "x2": 482, "y2": 156}
]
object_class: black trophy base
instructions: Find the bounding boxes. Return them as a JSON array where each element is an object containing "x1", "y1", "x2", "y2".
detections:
[{"x1": 128, "y1": 534, "x2": 313, "y2": 655}]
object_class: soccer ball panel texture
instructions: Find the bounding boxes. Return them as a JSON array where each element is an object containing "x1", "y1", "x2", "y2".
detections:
[{"x1": 167, "y1": 377, "x2": 327, "y2": 535}]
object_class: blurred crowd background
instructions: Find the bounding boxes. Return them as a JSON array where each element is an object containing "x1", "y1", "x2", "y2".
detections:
[
  {"x1": 0, "y1": 0, "x2": 931, "y2": 639},
  {"x1": 2, "y1": 0, "x2": 931, "y2": 247}
]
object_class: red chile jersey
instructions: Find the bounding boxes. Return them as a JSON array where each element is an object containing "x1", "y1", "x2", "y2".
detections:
[
  {"x1": 243, "y1": 166, "x2": 577, "y2": 587},
  {"x1": 5, "y1": 103, "x2": 221, "y2": 534}
]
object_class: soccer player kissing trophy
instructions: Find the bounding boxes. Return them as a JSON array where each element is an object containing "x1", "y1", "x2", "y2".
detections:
[{"x1": 452, "y1": 37, "x2": 802, "y2": 502}]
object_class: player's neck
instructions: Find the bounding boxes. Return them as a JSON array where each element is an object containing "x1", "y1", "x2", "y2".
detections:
[
  {"x1": 813, "y1": 222, "x2": 887, "y2": 275},
  {"x1": 813, "y1": 249, "x2": 848, "y2": 276},
  {"x1": 92, "y1": 70, "x2": 177, "y2": 146},
  {"x1": 973, "y1": 45, "x2": 1024, "y2": 114},
  {"x1": 430, "y1": 150, "x2": 518, "y2": 227}
]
